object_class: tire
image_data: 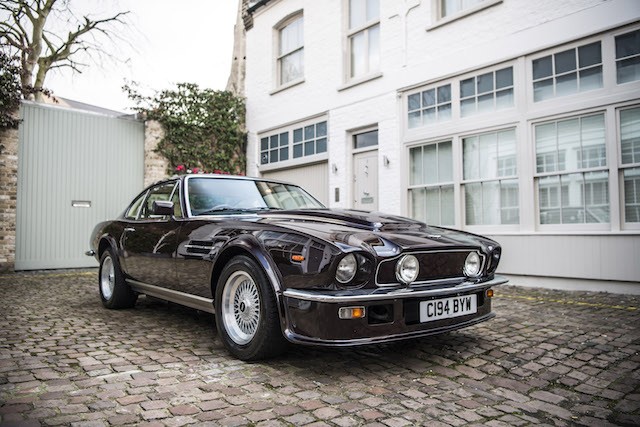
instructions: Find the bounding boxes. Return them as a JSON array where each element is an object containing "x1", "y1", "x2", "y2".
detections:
[
  {"x1": 99, "y1": 248, "x2": 137, "y2": 309},
  {"x1": 215, "y1": 255, "x2": 287, "y2": 360}
]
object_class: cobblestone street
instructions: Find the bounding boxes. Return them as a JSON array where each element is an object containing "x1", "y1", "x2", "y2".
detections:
[{"x1": 0, "y1": 271, "x2": 638, "y2": 426}]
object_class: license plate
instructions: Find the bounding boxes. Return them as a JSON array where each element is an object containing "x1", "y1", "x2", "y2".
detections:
[{"x1": 419, "y1": 294, "x2": 477, "y2": 322}]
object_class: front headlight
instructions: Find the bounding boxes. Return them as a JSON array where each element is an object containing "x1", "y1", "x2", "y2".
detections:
[
  {"x1": 464, "y1": 252, "x2": 482, "y2": 277},
  {"x1": 395, "y1": 255, "x2": 419, "y2": 284},
  {"x1": 336, "y1": 254, "x2": 357, "y2": 283}
]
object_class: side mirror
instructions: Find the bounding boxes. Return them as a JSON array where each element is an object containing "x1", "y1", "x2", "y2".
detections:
[{"x1": 152, "y1": 200, "x2": 175, "y2": 216}]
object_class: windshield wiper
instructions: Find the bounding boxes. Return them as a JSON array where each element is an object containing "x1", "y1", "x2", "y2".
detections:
[{"x1": 196, "y1": 206, "x2": 281, "y2": 216}]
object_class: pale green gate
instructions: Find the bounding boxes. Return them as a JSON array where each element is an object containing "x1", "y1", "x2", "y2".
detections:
[{"x1": 16, "y1": 102, "x2": 145, "y2": 270}]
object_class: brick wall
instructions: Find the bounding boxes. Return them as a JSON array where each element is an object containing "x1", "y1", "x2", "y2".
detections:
[
  {"x1": 144, "y1": 120, "x2": 170, "y2": 187},
  {"x1": 0, "y1": 126, "x2": 18, "y2": 271}
]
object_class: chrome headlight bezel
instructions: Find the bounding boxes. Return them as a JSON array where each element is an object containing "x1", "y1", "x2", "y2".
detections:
[
  {"x1": 395, "y1": 254, "x2": 419, "y2": 284},
  {"x1": 336, "y1": 253, "x2": 358, "y2": 284},
  {"x1": 464, "y1": 251, "x2": 482, "y2": 277}
]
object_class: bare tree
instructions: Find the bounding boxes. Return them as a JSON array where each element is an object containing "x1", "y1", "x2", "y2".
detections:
[{"x1": 0, "y1": 0, "x2": 129, "y2": 101}]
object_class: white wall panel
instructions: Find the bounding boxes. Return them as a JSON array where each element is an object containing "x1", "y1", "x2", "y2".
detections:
[{"x1": 16, "y1": 103, "x2": 144, "y2": 270}]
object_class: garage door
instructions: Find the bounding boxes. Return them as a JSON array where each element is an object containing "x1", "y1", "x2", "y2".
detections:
[
  {"x1": 16, "y1": 102, "x2": 145, "y2": 270},
  {"x1": 261, "y1": 162, "x2": 329, "y2": 206}
]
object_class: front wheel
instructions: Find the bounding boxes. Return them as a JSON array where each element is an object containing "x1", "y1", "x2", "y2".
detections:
[
  {"x1": 215, "y1": 255, "x2": 287, "y2": 360},
  {"x1": 99, "y1": 248, "x2": 137, "y2": 309}
]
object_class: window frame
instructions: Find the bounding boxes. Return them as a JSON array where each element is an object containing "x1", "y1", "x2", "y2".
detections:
[
  {"x1": 258, "y1": 116, "x2": 330, "y2": 172},
  {"x1": 532, "y1": 111, "x2": 611, "y2": 231},
  {"x1": 274, "y1": 12, "x2": 304, "y2": 89},
  {"x1": 618, "y1": 105, "x2": 640, "y2": 230},
  {"x1": 614, "y1": 28, "x2": 640, "y2": 85},
  {"x1": 428, "y1": 0, "x2": 502, "y2": 30},
  {"x1": 345, "y1": 0, "x2": 381, "y2": 83}
]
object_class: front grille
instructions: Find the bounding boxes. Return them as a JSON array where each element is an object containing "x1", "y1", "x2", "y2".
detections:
[{"x1": 375, "y1": 250, "x2": 482, "y2": 286}]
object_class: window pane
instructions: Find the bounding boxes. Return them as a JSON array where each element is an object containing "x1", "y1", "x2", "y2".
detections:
[
  {"x1": 439, "y1": 103, "x2": 452, "y2": 121},
  {"x1": 280, "y1": 147, "x2": 288, "y2": 161},
  {"x1": 280, "y1": 132, "x2": 289, "y2": 146},
  {"x1": 557, "y1": 118, "x2": 579, "y2": 172},
  {"x1": 561, "y1": 173, "x2": 584, "y2": 224},
  {"x1": 621, "y1": 107, "x2": 640, "y2": 165},
  {"x1": 536, "y1": 122, "x2": 557, "y2": 173},
  {"x1": 316, "y1": 122, "x2": 327, "y2": 137},
  {"x1": 304, "y1": 140, "x2": 314, "y2": 156},
  {"x1": 579, "y1": 66, "x2": 603, "y2": 91},
  {"x1": 350, "y1": 32, "x2": 365, "y2": 78},
  {"x1": 533, "y1": 56, "x2": 553, "y2": 80},
  {"x1": 441, "y1": 185, "x2": 454, "y2": 226},
  {"x1": 354, "y1": 130, "x2": 378, "y2": 149},
  {"x1": 438, "y1": 141, "x2": 453, "y2": 182},
  {"x1": 460, "y1": 77, "x2": 475, "y2": 98},
  {"x1": 482, "y1": 180, "x2": 500, "y2": 224},
  {"x1": 410, "y1": 188, "x2": 426, "y2": 222},
  {"x1": 496, "y1": 67, "x2": 513, "y2": 89},
  {"x1": 461, "y1": 98, "x2": 475, "y2": 116},
  {"x1": 293, "y1": 128, "x2": 303, "y2": 142},
  {"x1": 477, "y1": 93, "x2": 493, "y2": 113},
  {"x1": 304, "y1": 125, "x2": 315, "y2": 140},
  {"x1": 581, "y1": 114, "x2": 606, "y2": 168},
  {"x1": 496, "y1": 88, "x2": 514, "y2": 109},
  {"x1": 368, "y1": 24, "x2": 380, "y2": 72},
  {"x1": 555, "y1": 49, "x2": 576, "y2": 74},
  {"x1": 280, "y1": 17, "x2": 303, "y2": 55},
  {"x1": 497, "y1": 129, "x2": 517, "y2": 176},
  {"x1": 261, "y1": 137, "x2": 269, "y2": 151},
  {"x1": 270, "y1": 149, "x2": 278, "y2": 163},
  {"x1": 408, "y1": 93, "x2": 420, "y2": 111},
  {"x1": 578, "y1": 42, "x2": 601, "y2": 68},
  {"x1": 555, "y1": 72, "x2": 577, "y2": 97},
  {"x1": 533, "y1": 78, "x2": 554, "y2": 102},
  {"x1": 479, "y1": 132, "x2": 498, "y2": 180},
  {"x1": 437, "y1": 85, "x2": 451, "y2": 103},
  {"x1": 624, "y1": 167, "x2": 640, "y2": 222},
  {"x1": 615, "y1": 30, "x2": 640, "y2": 59},
  {"x1": 426, "y1": 188, "x2": 440, "y2": 224},
  {"x1": 408, "y1": 111, "x2": 421, "y2": 128},
  {"x1": 316, "y1": 137, "x2": 327, "y2": 153},
  {"x1": 617, "y1": 56, "x2": 640, "y2": 84},
  {"x1": 463, "y1": 136, "x2": 479, "y2": 180},
  {"x1": 477, "y1": 72, "x2": 494, "y2": 94},
  {"x1": 422, "y1": 89, "x2": 436, "y2": 107},
  {"x1": 539, "y1": 176, "x2": 561, "y2": 224},
  {"x1": 465, "y1": 183, "x2": 482, "y2": 225},
  {"x1": 424, "y1": 144, "x2": 438, "y2": 184},
  {"x1": 349, "y1": 0, "x2": 366, "y2": 28},
  {"x1": 500, "y1": 180, "x2": 519, "y2": 224},
  {"x1": 584, "y1": 171, "x2": 609, "y2": 223},
  {"x1": 410, "y1": 147, "x2": 422, "y2": 185},
  {"x1": 270, "y1": 135, "x2": 279, "y2": 148},
  {"x1": 293, "y1": 144, "x2": 303, "y2": 158},
  {"x1": 367, "y1": 0, "x2": 380, "y2": 21}
]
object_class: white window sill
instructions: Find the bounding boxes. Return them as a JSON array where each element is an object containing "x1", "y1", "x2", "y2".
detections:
[
  {"x1": 427, "y1": 0, "x2": 502, "y2": 32},
  {"x1": 270, "y1": 78, "x2": 305, "y2": 96},
  {"x1": 337, "y1": 72, "x2": 383, "y2": 92}
]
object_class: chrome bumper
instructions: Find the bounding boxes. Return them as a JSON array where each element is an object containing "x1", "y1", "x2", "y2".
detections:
[{"x1": 282, "y1": 275, "x2": 508, "y2": 303}]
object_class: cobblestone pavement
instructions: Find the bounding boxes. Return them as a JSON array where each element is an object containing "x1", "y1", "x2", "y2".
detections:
[{"x1": 0, "y1": 271, "x2": 639, "y2": 427}]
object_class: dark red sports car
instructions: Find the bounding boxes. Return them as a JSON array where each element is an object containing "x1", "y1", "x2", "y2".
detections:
[{"x1": 88, "y1": 174, "x2": 506, "y2": 360}]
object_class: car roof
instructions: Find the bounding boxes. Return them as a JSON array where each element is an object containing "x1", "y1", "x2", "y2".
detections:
[{"x1": 153, "y1": 174, "x2": 296, "y2": 188}]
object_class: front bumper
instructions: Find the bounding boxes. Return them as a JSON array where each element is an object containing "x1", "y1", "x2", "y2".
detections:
[{"x1": 281, "y1": 275, "x2": 507, "y2": 346}]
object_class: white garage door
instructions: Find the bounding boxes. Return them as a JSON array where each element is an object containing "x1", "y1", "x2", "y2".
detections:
[{"x1": 261, "y1": 162, "x2": 329, "y2": 206}]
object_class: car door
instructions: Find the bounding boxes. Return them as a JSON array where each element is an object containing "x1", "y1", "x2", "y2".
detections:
[{"x1": 122, "y1": 181, "x2": 182, "y2": 287}]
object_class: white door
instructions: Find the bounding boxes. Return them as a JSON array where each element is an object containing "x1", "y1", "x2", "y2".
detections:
[{"x1": 353, "y1": 151, "x2": 378, "y2": 211}]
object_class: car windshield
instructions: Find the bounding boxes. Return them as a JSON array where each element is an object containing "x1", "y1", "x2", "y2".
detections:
[{"x1": 187, "y1": 177, "x2": 325, "y2": 216}]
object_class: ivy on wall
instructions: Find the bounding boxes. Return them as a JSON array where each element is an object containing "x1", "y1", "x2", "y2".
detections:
[
  {"x1": 0, "y1": 52, "x2": 23, "y2": 130},
  {"x1": 125, "y1": 82, "x2": 246, "y2": 175}
]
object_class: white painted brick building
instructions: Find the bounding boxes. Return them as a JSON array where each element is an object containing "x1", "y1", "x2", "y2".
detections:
[{"x1": 244, "y1": 0, "x2": 640, "y2": 292}]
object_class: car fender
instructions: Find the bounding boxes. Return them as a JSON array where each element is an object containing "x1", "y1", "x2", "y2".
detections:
[{"x1": 211, "y1": 233, "x2": 288, "y2": 325}]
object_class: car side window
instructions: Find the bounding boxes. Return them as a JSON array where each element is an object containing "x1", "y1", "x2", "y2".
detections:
[
  {"x1": 171, "y1": 183, "x2": 183, "y2": 218},
  {"x1": 125, "y1": 191, "x2": 147, "y2": 219},
  {"x1": 139, "y1": 181, "x2": 178, "y2": 220}
]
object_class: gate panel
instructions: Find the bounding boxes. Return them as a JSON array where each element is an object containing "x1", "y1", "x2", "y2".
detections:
[{"x1": 16, "y1": 103, "x2": 144, "y2": 270}]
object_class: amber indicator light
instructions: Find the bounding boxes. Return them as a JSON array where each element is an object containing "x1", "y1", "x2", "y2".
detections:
[
  {"x1": 291, "y1": 254, "x2": 305, "y2": 262},
  {"x1": 486, "y1": 289, "x2": 494, "y2": 298},
  {"x1": 338, "y1": 306, "x2": 366, "y2": 319}
]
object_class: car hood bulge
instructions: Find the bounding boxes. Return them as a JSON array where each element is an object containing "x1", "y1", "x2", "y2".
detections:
[{"x1": 257, "y1": 209, "x2": 496, "y2": 255}]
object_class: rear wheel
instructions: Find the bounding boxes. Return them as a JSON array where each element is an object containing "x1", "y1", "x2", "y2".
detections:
[
  {"x1": 99, "y1": 248, "x2": 137, "y2": 309},
  {"x1": 215, "y1": 255, "x2": 287, "y2": 360}
]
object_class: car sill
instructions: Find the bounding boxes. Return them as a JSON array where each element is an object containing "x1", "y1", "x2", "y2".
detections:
[
  {"x1": 126, "y1": 279, "x2": 215, "y2": 314},
  {"x1": 283, "y1": 276, "x2": 508, "y2": 303}
]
